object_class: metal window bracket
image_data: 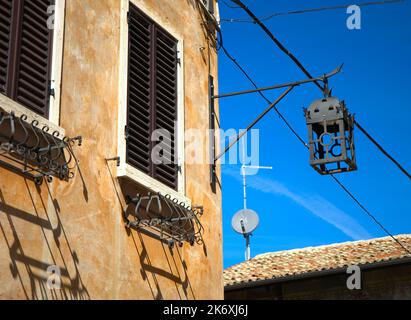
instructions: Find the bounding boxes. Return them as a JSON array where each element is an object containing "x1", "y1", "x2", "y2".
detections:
[
  {"x1": 106, "y1": 156, "x2": 121, "y2": 167},
  {"x1": 48, "y1": 81, "x2": 55, "y2": 98}
]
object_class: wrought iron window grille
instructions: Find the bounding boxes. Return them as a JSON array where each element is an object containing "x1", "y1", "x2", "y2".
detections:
[
  {"x1": 125, "y1": 192, "x2": 204, "y2": 248},
  {"x1": 0, "y1": 111, "x2": 82, "y2": 185}
]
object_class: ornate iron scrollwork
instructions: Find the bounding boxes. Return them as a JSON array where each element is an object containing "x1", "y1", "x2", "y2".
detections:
[
  {"x1": 0, "y1": 111, "x2": 82, "y2": 184},
  {"x1": 125, "y1": 192, "x2": 204, "y2": 248}
]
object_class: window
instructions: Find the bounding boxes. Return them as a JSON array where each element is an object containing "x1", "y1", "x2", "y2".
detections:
[
  {"x1": 0, "y1": 0, "x2": 55, "y2": 117},
  {"x1": 119, "y1": 2, "x2": 185, "y2": 196}
]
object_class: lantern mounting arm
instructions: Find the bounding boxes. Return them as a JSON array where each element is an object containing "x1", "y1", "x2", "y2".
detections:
[
  {"x1": 214, "y1": 85, "x2": 294, "y2": 162},
  {"x1": 208, "y1": 65, "x2": 343, "y2": 192},
  {"x1": 211, "y1": 64, "x2": 343, "y2": 100}
]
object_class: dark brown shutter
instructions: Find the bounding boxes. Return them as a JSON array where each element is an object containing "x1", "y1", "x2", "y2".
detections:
[
  {"x1": 152, "y1": 27, "x2": 178, "y2": 190},
  {"x1": 0, "y1": 0, "x2": 13, "y2": 95},
  {"x1": 14, "y1": 0, "x2": 54, "y2": 117},
  {"x1": 127, "y1": 4, "x2": 152, "y2": 175},
  {"x1": 127, "y1": 3, "x2": 179, "y2": 191}
]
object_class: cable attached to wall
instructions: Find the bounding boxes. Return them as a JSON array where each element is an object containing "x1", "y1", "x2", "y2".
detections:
[
  {"x1": 222, "y1": 0, "x2": 405, "y2": 23},
  {"x1": 219, "y1": 0, "x2": 411, "y2": 255},
  {"x1": 229, "y1": 0, "x2": 410, "y2": 181}
]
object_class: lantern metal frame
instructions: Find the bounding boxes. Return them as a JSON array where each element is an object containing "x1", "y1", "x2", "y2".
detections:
[{"x1": 305, "y1": 96, "x2": 357, "y2": 175}]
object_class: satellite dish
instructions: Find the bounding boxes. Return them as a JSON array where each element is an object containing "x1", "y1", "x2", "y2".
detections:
[{"x1": 231, "y1": 209, "x2": 259, "y2": 235}]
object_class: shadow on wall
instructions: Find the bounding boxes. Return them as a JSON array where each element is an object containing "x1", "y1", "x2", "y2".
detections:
[
  {"x1": 129, "y1": 230, "x2": 196, "y2": 300},
  {"x1": 105, "y1": 161, "x2": 198, "y2": 300},
  {"x1": 0, "y1": 180, "x2": 89, "y2": 300}
]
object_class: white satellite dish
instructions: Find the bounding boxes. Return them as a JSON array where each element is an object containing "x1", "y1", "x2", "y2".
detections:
[
  {"x1": 231, "y1": 209, "x2": 259, "y2": 235},
  {"x1": 231, "y1": 209, "x2": 259, "y2": 261}
]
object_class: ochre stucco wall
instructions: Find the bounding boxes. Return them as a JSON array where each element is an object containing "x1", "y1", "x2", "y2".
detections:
[{"x1": 0, "y1": 0, "x2": 222, "y2": 300}]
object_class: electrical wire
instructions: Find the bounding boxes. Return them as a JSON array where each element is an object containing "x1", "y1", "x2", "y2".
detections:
[
  {"x1": 230, "y1": 0, "x2": 325, "y2": 93},
  {"x1": 221, "y1": 40, "x2": 411, "y2": 254},
  {"x1": 221, "y1": 0, "x2": 411, "y2": 255},
  {"x1": 354, "y1": 120, "x2": 411, "y2": 180},
  {"x1": 229, "y1": 0, "x2": 410, "y2": 181},
  {"x1": 217, "y1": 28, "x2": 308, "y2": 147},
  {"x1": 220, "y1": 0, "x2": 241, "y2": 9},
  {"x1": 222, "y1": 0, "x2": 405, "y2": 23},
  {"x1": 331, "y1": 175, "x2": 411, "y2": 255}
]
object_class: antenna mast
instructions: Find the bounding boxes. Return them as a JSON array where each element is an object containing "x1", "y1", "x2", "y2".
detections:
[{"x1": 235, "y1": 137, "x2": 272, "y2": 260}]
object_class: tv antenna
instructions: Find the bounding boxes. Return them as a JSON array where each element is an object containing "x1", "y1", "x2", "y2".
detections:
[{"x1": 231, "y1": 137, "x2": 272, "y2": 261}]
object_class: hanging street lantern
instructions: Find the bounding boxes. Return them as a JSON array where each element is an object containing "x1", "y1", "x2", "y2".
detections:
[
  {"x1": 207, "y1": 65, "x2": 346, "y2": 189},
  {"x1": 304, "y1": 96, "x2": 357, "y2": 175}
]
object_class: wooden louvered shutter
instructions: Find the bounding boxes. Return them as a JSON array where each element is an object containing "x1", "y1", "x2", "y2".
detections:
[
  {"x1": 13, "y1": 0, "x2": 54, "y2": 117},
  {"x1": 127, "y1": 3, "x2": 179, "y2": 191},
  {"x1": 127, "y1": 4, "x2": 152, "y2": 175},
  {"x1": 152, "y1": 27, "x2": 178, "y2": 190},
  {"x1": 0, "y1": 0, "x2": 13, "y2": 95}
]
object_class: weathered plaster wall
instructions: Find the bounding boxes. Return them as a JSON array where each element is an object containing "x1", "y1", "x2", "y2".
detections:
[{"x1": 0, "y1": 0, "x2": 222, "y2": 300}]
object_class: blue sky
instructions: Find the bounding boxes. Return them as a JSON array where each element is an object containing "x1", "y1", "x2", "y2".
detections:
[{"x1": 218, "y1": 0, "x2": 411, "y2": 269}]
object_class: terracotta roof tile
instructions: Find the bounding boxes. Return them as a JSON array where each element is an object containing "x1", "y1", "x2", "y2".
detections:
[{"x1": 224, "y1": 234, "x2": 411, "y2": 287}]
